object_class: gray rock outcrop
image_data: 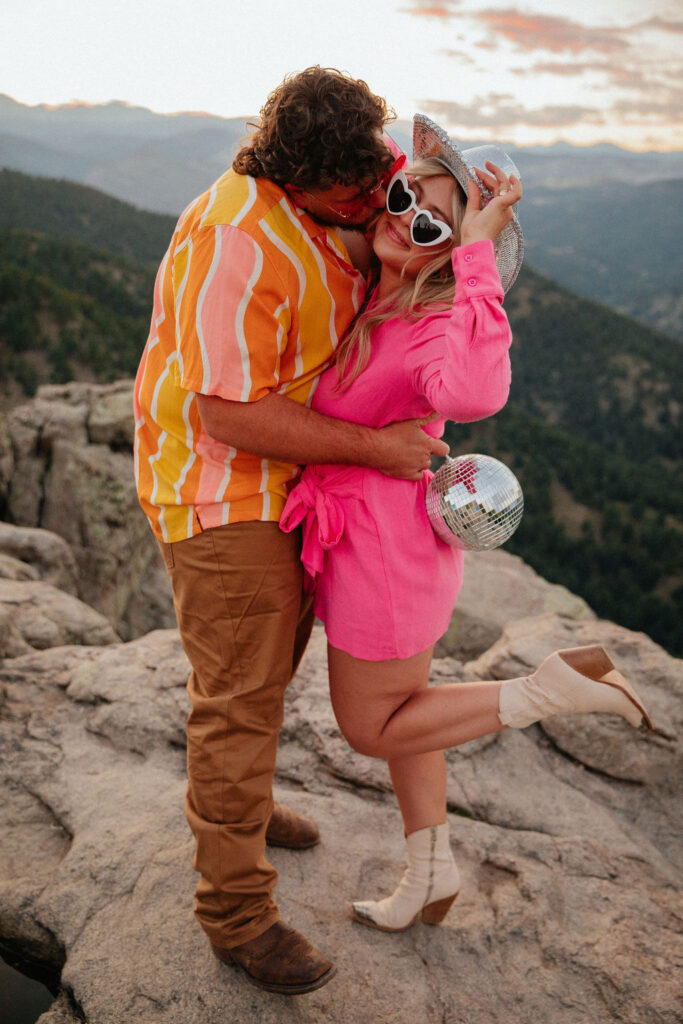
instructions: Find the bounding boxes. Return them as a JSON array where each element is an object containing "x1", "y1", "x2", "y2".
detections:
[
  {"x1": 0, "y1": 385, "x2": 680, "y2": 1023},
  {"x1": 0, "y1": 382, "x2": 175, "y2": 640},
  {"x1": 1, "y1": 608, "x2": 680, "y2": 1023},
  {"x1": 0, "y1": 522, "x2": 79, "y2": 594},
  {"x1": 0, "y1": 578, "x2": 119, "y2": 658},
  {"x1": 0, "y1": 521, "x2": 120, "y2": 657},
  {"x1": 436, "y1": 548, "x2": 595, "y2": 660}
]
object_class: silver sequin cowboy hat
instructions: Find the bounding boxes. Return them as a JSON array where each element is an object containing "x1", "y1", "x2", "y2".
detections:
[{"x1": 412, "y1": 113, "x2": 524, "y2": 292}]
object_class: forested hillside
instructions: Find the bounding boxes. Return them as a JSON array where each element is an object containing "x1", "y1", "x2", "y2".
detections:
[
  {"x1": 0, "y1": 168, "x2": 176, "y2": 265},
  {"x1": 446, "y1": 408, "x2": 681, "y2": 656},
  {"x1": 504, "y1": 269, "x2": 682, "y2": 465},
  {"x1": 0, "y1": 173, "x2": 680, "y2": 655},
  {"x1": 0, "y1": 229, "x2": 155, "y2": 401}
]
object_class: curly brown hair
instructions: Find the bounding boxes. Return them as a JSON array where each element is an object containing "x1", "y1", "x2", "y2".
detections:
[{"x1": 233, "y1": 66, "x2": 395, "y2": 189}]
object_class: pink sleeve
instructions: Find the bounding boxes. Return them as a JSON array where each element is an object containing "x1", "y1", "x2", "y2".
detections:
[{"x1": 405, "y1": 240, "x2": 512, "y2": 422}]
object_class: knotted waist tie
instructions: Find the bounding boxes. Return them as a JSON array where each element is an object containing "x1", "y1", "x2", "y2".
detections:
[{"x1": 280, "y1": 466, "x2": 364, "y2": 588}]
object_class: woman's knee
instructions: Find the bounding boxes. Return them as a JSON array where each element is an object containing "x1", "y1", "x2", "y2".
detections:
[{"x1": 336, "y1": 717, "x2": 384, "y2": 758}]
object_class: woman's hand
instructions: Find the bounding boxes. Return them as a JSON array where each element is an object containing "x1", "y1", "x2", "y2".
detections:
[{"x1": 459, "y1": 160, "x2": 522, "y2": 247}]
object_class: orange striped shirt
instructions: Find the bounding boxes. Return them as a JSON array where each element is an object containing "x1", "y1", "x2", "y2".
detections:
[{"x1": 134, "y1": 170, "x2": 365, "y2": 542}]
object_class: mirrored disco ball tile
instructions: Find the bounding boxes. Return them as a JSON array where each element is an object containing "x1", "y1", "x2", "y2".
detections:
[{"x1": 426, "y1": 454, "x2": 524, "y2": 551}]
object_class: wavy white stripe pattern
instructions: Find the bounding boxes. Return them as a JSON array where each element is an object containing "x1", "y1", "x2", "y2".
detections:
[
  {"x1": 231, "y1": 176, "x2": 258, "y2": 228},
  {"x1": 132, "y1": 416, "x2": 143, "y2": 483},
  {"x1": 173, "y1": 235, "x2": 191, "y2": 258},
  {"x1": 259, "y1": 217, "x2": 308, "y2": 378},
  {"x1": 198, "y1": 182, "x2": 218, "y2": 230},
  {"x1": 133, "y1": 252, "x2": 170, "y2": 485},
  {"x1": 260, "y1": 459, "x2": 271, "y2": 519},
  {"x1": 215, "y1": 444, "x2": 236, "y2": 503},
  {"x1": 234, "y1": 241, "x2": 263, "y2": 402},
  {"x1": 306, "y1": 373, "x2": 322, "y2": 408},
  {"x1": 149, "y1": 352, "x2": 178, "y2": 536},
  {"x1": 174, "y1": 391, "x2": 197, "y2": 502},
  {"x1": 150, "y1": 351, "x2": 176, "y2": 422},
  {"x1": 195, "y1": 225, "x2": 222, "y2": 393},
  {"x1": 151, "y1": 250, "x2": 170, "y2": 344},
  {"x1": 272, "y1": 296, "x2": 290, "y2": 383},
  {"x1": 150, "y1": 429, "x2": 169, "y2": 541},
  {"x1": 325, "y1": 229, "x2": 364, "y2": 321},
  {"x1": 157, "y1": 506, "x2": 169, "y2": 542},
  {"x1": 279, "y1": 199, "x2": 338, "y2": 354},
  {"x1": 173, "y1": 237, "x2": 193, "y2": 381}
]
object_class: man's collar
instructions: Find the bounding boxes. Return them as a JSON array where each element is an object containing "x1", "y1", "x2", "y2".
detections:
[{"x1": 282, "y1": 189, "x2": 331, "y2": 239}]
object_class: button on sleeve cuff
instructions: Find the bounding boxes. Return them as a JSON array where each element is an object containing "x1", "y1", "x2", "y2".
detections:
[{"x1": 452, "y1": 240, "x2": 504, "y2": 302}]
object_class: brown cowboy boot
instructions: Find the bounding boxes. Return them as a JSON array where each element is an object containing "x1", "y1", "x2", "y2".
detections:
[
  {"x1": 212, "y1": 921, "x2": 335, "y2": 994},
  {"x1": 266, "y1": 803, "x2": 320, "y2": 849}
]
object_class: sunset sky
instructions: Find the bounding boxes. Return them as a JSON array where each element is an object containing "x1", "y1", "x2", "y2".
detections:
[{"x1": 4, "y1": 0, "x2": 682, "y2": 151}]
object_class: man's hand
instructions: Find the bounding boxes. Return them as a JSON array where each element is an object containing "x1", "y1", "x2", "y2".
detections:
[{"x1": 367, "y1": 416, "x2": 449, "y2": 480}]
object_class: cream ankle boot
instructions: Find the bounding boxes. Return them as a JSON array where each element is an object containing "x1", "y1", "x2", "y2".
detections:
[
  {"x1": 498, "y1": 645, "x2": 652, "y2": 730},
  {"x1": 351, "y1": 823, "x2": 461, "y2": 932}
]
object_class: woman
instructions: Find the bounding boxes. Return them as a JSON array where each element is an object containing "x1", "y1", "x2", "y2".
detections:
[{"x1": 281, "y1": 115, "x2": 651, "y2": 933}]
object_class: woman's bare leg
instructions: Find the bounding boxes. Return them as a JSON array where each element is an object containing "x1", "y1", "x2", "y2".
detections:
[
  {"x1": 381, "y1": 665, "x2": 448, "y2": 834},
  {"x1": 388, "y1": 750, "x2": 447, "y2": 835},
  {"x1": 331, "y1": 639, "x2": 650, "y2": 933},
  {"x1": 327, "y1": 642, "x2": 504, "y2": 760},
  {"x1": 330, "y1": 645, "x2": 470, "y2": 930}
]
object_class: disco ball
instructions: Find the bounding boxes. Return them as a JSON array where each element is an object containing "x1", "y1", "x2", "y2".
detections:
[{"x1": 426, "y1": 454, "x2": 524, "y2": 551}]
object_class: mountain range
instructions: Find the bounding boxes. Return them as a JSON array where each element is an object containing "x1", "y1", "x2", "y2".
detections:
[
  {"x1": 520, "y1": 180, "x2": 682, "y2": 340},
  {"x1": 1, "y1": 94, "x2": 682, "y2": 340},
  {"x1": 3, "y1": 95, "x2": 683, "y2": 209}
]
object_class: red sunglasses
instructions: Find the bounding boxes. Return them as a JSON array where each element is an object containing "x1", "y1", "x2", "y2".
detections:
[{"x1": 296, "y1": 155, "x2": 407, "y2": 221}]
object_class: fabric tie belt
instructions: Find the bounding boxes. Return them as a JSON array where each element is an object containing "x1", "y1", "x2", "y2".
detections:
[{"x1": 280, "y1": 466, "x2": 363, "y2": 586}]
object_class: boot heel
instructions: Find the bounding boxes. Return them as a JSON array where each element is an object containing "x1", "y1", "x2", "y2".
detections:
[
  {"x1": 561, "y1": 646, "x2": 653, "y2": 730},
  {"x1": 560, "y1": 644, "x2": 612, "y2": 681},
  {"x1": 421, "y1": 891, "x2": 459, "y2": 925}
]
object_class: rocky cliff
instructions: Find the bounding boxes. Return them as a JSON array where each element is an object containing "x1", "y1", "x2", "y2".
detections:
[
  {"x1": 0, "y1": 382, "x2": 175, "y2": 641},
  {"x1": 0, "y1": 384, "x2": 680, "y2": 1024}
]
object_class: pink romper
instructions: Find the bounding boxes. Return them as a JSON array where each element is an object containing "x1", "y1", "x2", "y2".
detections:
[{"x1": 280, "y1": 240, "x2": 513, "y2": 660}]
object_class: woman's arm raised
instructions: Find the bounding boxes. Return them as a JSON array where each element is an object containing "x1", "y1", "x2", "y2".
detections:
[{"x1": 408, "y1": 238, "x2": 513, "y2": 423}]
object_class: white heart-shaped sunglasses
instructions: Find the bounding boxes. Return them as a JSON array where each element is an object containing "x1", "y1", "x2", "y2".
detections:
[{"x1": 385, "y1": 170, "x2": 453, "y2": 247}]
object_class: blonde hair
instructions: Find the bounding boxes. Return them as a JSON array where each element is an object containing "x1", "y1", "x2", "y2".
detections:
[{"x1": 335, "y1": 158, "x2": 466, "y2": 388}]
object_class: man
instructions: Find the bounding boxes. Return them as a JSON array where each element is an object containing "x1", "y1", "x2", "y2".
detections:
[{"x1": 134, "y1": 66, "x2": 447, "y2": 995}]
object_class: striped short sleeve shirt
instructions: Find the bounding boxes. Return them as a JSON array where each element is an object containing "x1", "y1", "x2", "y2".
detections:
[{"x1": 134, "y1": 170, "x2": 365, "y2": 543}]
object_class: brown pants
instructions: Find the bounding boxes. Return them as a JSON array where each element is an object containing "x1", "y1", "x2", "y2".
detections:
[{"x1": 159, "y1": 520, "x2": 314, "y2": 948}]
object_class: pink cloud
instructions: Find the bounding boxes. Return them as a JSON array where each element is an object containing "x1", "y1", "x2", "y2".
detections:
[
  {"x1": 403, "y1": 4, "x2": 683, "y2": 52},
  {"x1": 399, "y1": 1, "x2": 460, "y2": 18},
  {"x1": 438, "y1": 48, "x2": 476, "y2": 64},
  {"x1": 473, "y1": 9, "x2": 628, "y2": 54},
  {"x1": 635, "y1": 16, "x2": 683, "y2": 35},
  {"x1": 509, "y1": 60, "x2": 599, "y2": 77},
  {"x1": 421, "y1": 95, "x2": 605, "y2": 129},
  {"x1": 510, "y1": 59, "x2": 679, "y2": 92},
  {"x1": 611, "y1": 91, "x2": 683, "y2": 121}
]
